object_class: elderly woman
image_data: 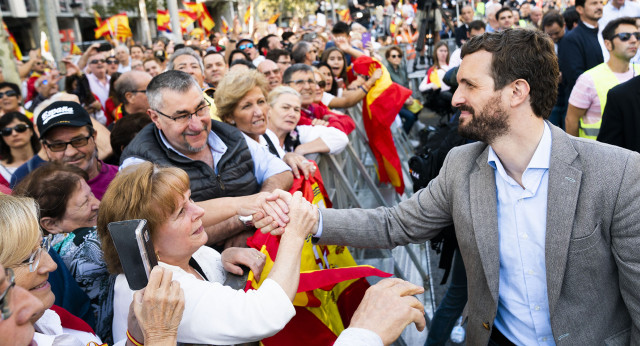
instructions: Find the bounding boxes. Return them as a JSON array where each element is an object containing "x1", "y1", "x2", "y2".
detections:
[
  {"x1": 12, "y1": 162, "x2": 111, "y2": 339},
  {"x1": 99, "y1": 162, "x2": 315, "y2": 344},
  {"x1": 0, "y1": 194, "x2": 185, "y2": 346},
  {"x1": 0, "y1": 112, "x2": 40, "y2": 189}
]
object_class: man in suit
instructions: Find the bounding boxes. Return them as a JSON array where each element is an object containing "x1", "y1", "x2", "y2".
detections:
[
  {"x1": 597, "y1": 75, "x2": 640, "y2": 152},
  {"x1": 256, "y1": 29, "x2": 640, "y2": 345}
]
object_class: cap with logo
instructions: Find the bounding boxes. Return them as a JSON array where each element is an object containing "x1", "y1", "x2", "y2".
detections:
[{"x1": 37, "y1": 101, "x2": 92, "y2": 138}]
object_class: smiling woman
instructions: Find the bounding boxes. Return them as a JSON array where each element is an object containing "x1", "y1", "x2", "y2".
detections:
[{"x1": 12, "y1": 162, "x2": 113, "y2": 339}]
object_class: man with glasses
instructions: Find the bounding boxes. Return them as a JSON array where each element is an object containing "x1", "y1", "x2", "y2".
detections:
[
  {"x1": 86, "y1": 52, "x2": 111, "y2": 110},
  {"x1": 120, "y1": 70, "x2": 292, "y2": 248},
  {"x1": 35, "y1": 101, "x2": 118, "y2": 200},
  {"x1": 25, "y1": 57, "x2": 46, "y2": 103},
  {"x1": 0, "y1": 263, "x2": 44, "y2": 346},
  {"x1": 113, "y1": 70, "x2": 153, "y2": 122},
  {"x1": 237, "y1": 38, "x2": 265, "y2": 67},
  {"x1": 291, "y1": 41, "x2": 317, "y2": 65},
  {"x1": 257, "y1": 59, "x2": 282, "y2": 91},
  {"x1": 283, "y1": 64, "x2": 355, "y2": 134},
  {"x1": 566, "y1": 17, "x2": 640, "y2": 139}
]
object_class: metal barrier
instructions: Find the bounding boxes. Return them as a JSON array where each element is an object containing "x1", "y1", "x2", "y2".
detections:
[{"x1": 314, "y1": 101, "x2": 437, "y2": 344}]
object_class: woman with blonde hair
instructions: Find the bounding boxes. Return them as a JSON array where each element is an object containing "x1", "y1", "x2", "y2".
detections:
[{"x1": 99, "y1": 162, "x2": 317, "y2": 344}]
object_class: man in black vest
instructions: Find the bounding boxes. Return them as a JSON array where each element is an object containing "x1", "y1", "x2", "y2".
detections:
[{"x1": 121, "y1": 70, "x2": 293, "y2": 249}]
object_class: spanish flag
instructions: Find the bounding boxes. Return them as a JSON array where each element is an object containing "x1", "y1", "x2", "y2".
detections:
[
  {"x1": 183, "y1": 2, "x2": 215, "y2": 33},
  {"x1": 179, "y1": 9, "x2": 198, "y2": 33},
  {"x1": 245, "y1": 162, "x2": 392, "y2": 345},
  {"x1": 2, "y1": 21, "x2": 22, "y2": 60},
  {"x1": 157, "y1": 9, "x2": 171, "y2": 32},
  {"x1": 389, "y1": 17, "x2": 397, "y2": 35},
  {"x1": 244, "y1": 5, "x2": 251, "y2": 25},
  {"x1": 221, "y1": 16, "x2": 230, "y2": 34},
  {"x1": 70, "y1": 42, "x2": 82, "y2": 55},
  {"x1": 268, "y1": 13, "x2": 280, "y2": 24},
  {"x1": 352, "y1": 56, "x2": 411, "y2": 194},
  {"x1": 94, "y1": 13, "x2": 132, "y2": 40},
  {"x1": 337, "y1": 9, "x2": 352, "y2": 23}
]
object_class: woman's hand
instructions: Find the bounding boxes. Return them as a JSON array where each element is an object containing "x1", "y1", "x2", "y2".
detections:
[
  {"x1": 283, "y1": 191, "x2": 318, "y2": 240},
  {"x1": 221, "y1": 247, "x2": 267, "y2": 281},
  {"x1": 128, "y1": 267, "x2": 185, "y2": 346},
  {"x1": 311, "y1": 118, "x2": 329, "y2": 127},
  {"x1": 283, "y1": 152, "x2": 316, "y2": 180}
]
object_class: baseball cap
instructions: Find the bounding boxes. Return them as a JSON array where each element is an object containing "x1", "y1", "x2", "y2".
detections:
[
  {"x1": 37, "y1": 101, "x2": 92, "y2": 138},
  {"x1": 237, "y1": 38, "x2": 254, "y2": 46}
]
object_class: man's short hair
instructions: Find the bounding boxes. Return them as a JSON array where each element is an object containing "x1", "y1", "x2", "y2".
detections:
[
  {"x1": 229, "y1": 59, "x2": 257, "y2": 70},
  {"x1": 258, "y1": 34, "x2": 277, "y2": 54},
  {"x1": 131, "y1": 44, "x2": 143, "y2": 52},
  {"x1": 461, "y1": 29, "x2": 559, "y2": 119},
  {"x1": 167, "y1": 47, "x2": 204, "y2": 74},
  {"x1": 110, "y1": 113, "x2": 152, "y2": 160},
  {"x1": 602, "y1": 16, "x2": 637, "y2": 41},
  {"x1": 283, "y1": 63, "x2": 314, "y2": 83},
  {"x1": 146, "y1": 70, "x2": 200, "y2": 111},
  {"x1": 332, "y1": 21, "x2": 350, "y2": 35},
  {"x1": 469, "y1": 20, "x2": 486, "y2": 32},
  {"x1": 0, "y1": 82, "x2": 21, "y2": 98},
  {"x1": 542, "y1": 10, "x2": 565, "y2": 29},
  {"x1": 575, "y1": 0, "x2": 586, "y2": 8},
  {"x1": 266, "y1": 49, "x2": 291, "y2": 62},
  {"x1": 291, "y1": 41, "x2": 310, "y2": 63},
  {"x1": 116, "y1": 44, "x2": 129, "y2": 54},
  {"x1": 282, "y1": 32, "x2": 295, "y2": 42},
  {"x1": 562, "y1": 6, "x2": 580, "y2": 30},
  {"x1": 114, "y1": 72, "x2": 139, "y2": 105},
  {"x1": 495, "y1": 7, "x2": 513, "y2": 21}
]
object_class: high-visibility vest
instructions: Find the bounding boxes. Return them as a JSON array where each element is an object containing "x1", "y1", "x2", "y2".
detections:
[{"x1": 578, "y1": 63, "x2": 640, "y2": 139}]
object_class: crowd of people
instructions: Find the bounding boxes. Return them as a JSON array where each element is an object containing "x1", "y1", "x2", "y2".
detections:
[{"x1": 1, "y1": 0, "x2": 640, "y2": 344}]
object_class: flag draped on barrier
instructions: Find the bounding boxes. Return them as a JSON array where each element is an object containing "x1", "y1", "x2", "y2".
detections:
[
  {"x1": 245, "y1": 161, "x2": 392, "y2": 345},
  {"x1": 352, "y1": 56, "x2": 412, "y2": 194}
]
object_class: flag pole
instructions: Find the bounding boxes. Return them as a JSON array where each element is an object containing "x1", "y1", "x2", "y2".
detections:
[
  {"x1": 139, "y1": 0, "x2": 152, "y2": 46},
  {"x1": 167, "y1": 0, "x2": 184, "y2": 43}
]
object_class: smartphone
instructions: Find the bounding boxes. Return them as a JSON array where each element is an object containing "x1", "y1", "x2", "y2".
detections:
[
  {"x1": 362, "y1": 32, "x2": 372, "y2": 46},
  {"x1": 108, "y1": 219, "x2": 158, "y2": 290}
]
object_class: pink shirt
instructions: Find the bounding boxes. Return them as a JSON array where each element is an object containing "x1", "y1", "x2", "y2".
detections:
[
  {"x1": 88, "y1": 161, "x2": 118, "y2": 200},
  {"x1": 569, "y1": 67, "x2": 634, "y2": 124}
]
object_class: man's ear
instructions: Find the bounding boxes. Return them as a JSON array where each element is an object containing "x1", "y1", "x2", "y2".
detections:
[
  {"x1": 510, "y1": 79, "x2": 530, "y2": 108},
  {"x1": 40, "y1": 217, "x2": 64, "y2": 235},
  {"x1": 604, "y1": 39, "x2": 613, "y2": 52},
  {"x1": 148, "y1": 109, "x2": 162, "y2": 130}
]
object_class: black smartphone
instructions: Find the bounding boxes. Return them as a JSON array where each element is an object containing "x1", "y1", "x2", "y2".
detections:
[{"x1": 108, "y1": 219, "x2": 158, "y2": 290}]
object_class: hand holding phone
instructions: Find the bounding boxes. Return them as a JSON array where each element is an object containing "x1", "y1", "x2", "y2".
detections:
[{"x1": 108, "y1": 219, "x2": 158, "y2": 290}]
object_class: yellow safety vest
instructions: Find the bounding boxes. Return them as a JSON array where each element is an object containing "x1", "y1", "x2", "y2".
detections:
[{"x1": 579, "y1": 63, "x2": 640, "y2": 139}]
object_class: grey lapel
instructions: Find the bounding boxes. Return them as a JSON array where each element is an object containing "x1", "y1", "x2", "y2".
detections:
[
  {"x1": 545, "y1": 123, "x2": 582, "y2": 316},
  {"x1": 470, "y1": 146, "x2": 500, "y2": 304}
]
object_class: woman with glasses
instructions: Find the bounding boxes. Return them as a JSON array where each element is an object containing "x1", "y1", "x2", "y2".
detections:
[
  {"x1": 13, "y1": 162, "x2": 113, "y2": 340},
  {"x1": 385, "y1": 46, "x2": 419, "y2": 134},
  {"x1": 0, "y1": 112, "x2": 39, "y2": 190},
  {"x1": 0, "y1": 262, "x2": 43, "y2": 346},
  {"x1": 0, "y1": 82, "x2": 32, "y2": 119}
]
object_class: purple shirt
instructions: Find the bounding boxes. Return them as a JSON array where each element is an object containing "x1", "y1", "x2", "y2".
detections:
[{"x1": 88, "y1": 161, "x2": 118, "y2": 200}]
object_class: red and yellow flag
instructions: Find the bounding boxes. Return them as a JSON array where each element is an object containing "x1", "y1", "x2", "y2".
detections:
[
  {"x1": 221, "y1": 16, "x2": 230, "y2": 34},
  {"x1": 2, "y1": 21, "x2": 22, "y2": 60},
  {"x1": 94, "y1": 13, "x2": 132, "y2": 41},
  {"x1": 268, "y1": 13, "x2": 280, "y2": 24},
  {"x1": 183, "y1": 2, "x2": 215, "y2": 33},
  {"x1": 353, "y1": 56, "x2": 412, "y2": 194},
  {"x1": 244, "y1": 5, "x2": 252, "y2": 25},
  {"x1": 157, "y1": 9, "x2": 171, "y2": 32},
  {"x1": 70, "y1": 42, "x2": 82, "y2": 55},
  {"x1": 337, "y1": 9, "x2": 352, "y2": 23},
  {"x1": 179, "y1": 9, "x2": 198, "y2": 33},
  {"x1": 245, "y1": 162, "x2": 392, "y2": 345}
]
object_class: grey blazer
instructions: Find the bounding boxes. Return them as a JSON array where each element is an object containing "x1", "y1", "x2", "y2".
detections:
[{"x1": 319, "y1": 124, "x2": 640, "y2": 345}]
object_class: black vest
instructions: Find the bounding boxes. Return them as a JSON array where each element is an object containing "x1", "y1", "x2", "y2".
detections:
[{"x1": 120, "y1": 121, "x2": 260, "y2": 202}]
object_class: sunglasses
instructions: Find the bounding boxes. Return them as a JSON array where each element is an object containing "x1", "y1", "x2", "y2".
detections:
[
  {"x1": 43, "y1": 134, "x2": 92, "y2": 152},
  {"x1": 610, "y1": 32, "x2": 640, "y2": 42},
  {"x1": 0, "y1": 90, "x2": 18, "y2": 98},
  {"x1": 239, "y1": 43, "x2": 254, "y2": 50},
  {"x1": 106, "y1": 59, "x2": 118, "y2": 65},
  {"x1": 390, "y1": 54, "x2": 402, "y2": 58},
  {"x1": 1, "y1": 124, "x2": 30, "y2": 137},
  {"x1": 90, "y1": 59, "x2": 106, "y2": 65}
]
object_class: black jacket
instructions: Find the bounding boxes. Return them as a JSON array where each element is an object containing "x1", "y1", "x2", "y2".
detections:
[{"x1": 597, "y1": 75, "x2": 640, "y2": 153}]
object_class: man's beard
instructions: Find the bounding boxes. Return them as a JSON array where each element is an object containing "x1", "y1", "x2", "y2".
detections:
[
  {"x1": 182, "y1": 124, "x2": 209, "y2": 153},
  {"x1": 457, "y1": 95, "x2": 510, "y2": 144}
]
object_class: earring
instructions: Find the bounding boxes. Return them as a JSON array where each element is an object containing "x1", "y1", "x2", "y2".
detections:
[{"x1": 230, "y1": 120, "x2": 236, "y2": 125}]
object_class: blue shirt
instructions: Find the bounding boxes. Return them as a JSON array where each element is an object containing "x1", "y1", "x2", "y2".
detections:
[{"x1": 489, "y1": 122, "x2": 555, "y2": 345}]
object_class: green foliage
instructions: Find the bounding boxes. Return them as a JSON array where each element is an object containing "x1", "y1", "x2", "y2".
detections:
[
  {"x1": 93, "y1": 0, "x2": 165, "y2": 16},
  {"x1": 259, "y1": 0, "x2": 318, "y2": 20}
]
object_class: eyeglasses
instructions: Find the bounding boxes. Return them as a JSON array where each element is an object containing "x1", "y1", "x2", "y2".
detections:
[
  {"x1": 43, "y1": 134, "x2": 93, "y2": 152},
  {"x1": 317, "y1": 80, "x2": 327, "y2": 88},
  {"x1": 389, "y1": 54, "x2": 402, "y2": 59},
  {"x1": 610, "y1": 32, "x2": 640, "y2": 42},
  {"x1": 130, "y1": 90, "x2": 147, "y2": 94},
  {"x1": 1, "y1": 124, "x2": 30, "y2": 137},
  {"x1": 287, "y1": 79, "x2": 318, "y2": 87},
  {"x1": 154, "y1": 99, "x2": 211, "y2": 124},
  {"x1": 20, "y1": 235, "x2": 52, "y2": 273},
  {"x1": 238, "y1": 43, "x2": 254, "y2": 50},
  {"x1": 106, "y1": 60, "x2": 118, "y2": 65},
  {"x1": 89, "y1": 59, "x2": 106, "y2": 65},
  {"x1": 0, "y1": 268, "x2": 15, "y2": 320},
  {"x1": 0, "y1": 90, "x2": 18, "y2": 98}
]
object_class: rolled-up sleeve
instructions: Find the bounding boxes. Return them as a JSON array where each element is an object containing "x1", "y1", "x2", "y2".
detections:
[{"x1": 296, "y1": 125, "x2": 349, "y2": 155}]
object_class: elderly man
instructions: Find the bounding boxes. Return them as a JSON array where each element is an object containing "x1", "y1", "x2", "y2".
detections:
[
  {"x1": 283, "y1": 64, "x2": 355, "y2": 134},
  {"x1": 260, "y1": 29, "x2": 640, "y2": 345},
  {"x1": 203, "y1": 51, "x2": 227, "y2": 89},
  {"x1": 26, "y1": 73, "x2": 60, "y2": 112},
  {"x1": 257, "y1": 59, "x2": 282, "y2": 91},
  {"x1": 291, "y1": 41, "x2": 317, "y2": 65},
  {"x1": 113, "y1": 70, "x2": 152, "y2": 122},
  {"x1": 85, "y1": 52, "x2": 110, "y2": 109},
  {"x1": 115, "y1": 45, "x2": 132, "y2": 73},
  {"x1": 35, "y1": 101, "x2": 118, "y2": 199},
  {"x1": 530, "y1": 7, "x2": 543, "y2": 28},
  {"x1": 120, "y1": 70, "x2": 293, "y2": 248}
]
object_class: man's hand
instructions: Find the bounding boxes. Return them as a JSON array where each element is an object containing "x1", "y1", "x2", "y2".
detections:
[
  {"x1": 311, "y1": 118, "x2": 329, "y2": 126},
  {"x1": 221, "y1": 247, "x2": 266, "y2": 281},
  {"x1": 335, "y1": 36, "x2": 352, "y2": 53},
  {"x1": 282, "y1": 191, "x2": 318, "y2": 240},
  {"x1": 250, "y1": 189, "x2": 293, "y2": 235},
  {"x1": 283, "y1": 152, "x2": 316, "y2": 179},
  {"x1": 129, "y1": 267, "x2": 185, "y2": 346},
  {"x1": 349, "y1": 278, "x2": 426, "y2": 346}
]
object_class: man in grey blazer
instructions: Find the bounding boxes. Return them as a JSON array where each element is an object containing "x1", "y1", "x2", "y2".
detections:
[{"x1": 256, "y1": 29, "x2": 640, "y2": 345}]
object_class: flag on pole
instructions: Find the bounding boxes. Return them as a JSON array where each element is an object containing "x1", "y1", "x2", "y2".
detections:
[
  {"x1": 179, "y1": 9, "x2": 198, "y2": 33},
  {"x1": 94, "y1": 13, "x2": 132, "y2": 40},
  {"x1": 352, "y1": 56, "x2": 411, "y2": 194},
  {"x1": 337, "y1": 9, "x2": 352, "y2": 23},
  {"x1": 157, "y1": 9, "x2": 171, "y2": 32},
  {"x1": 2, "y1": 21, "x2": 22, "y2": 60},
  {"x1": 221, "y1": 16, "x2": 230, "y2": 34},
  {"x1": 244, "y1": 5, "x2": 252, "y2": 25},
  {"x1": 268, "y1": 13, "x2": 280, "y2": 24},
  {"x1": 183, "y1": 2, "x2": 215, "y2": 33}
]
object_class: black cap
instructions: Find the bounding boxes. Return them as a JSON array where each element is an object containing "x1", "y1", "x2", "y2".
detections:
[
  {"x1": 237, "y1": 38, "x2": 254, "y2": 46},
  {"x1": 37, "y1": 101, "x2": 92, "y2": 138}
]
